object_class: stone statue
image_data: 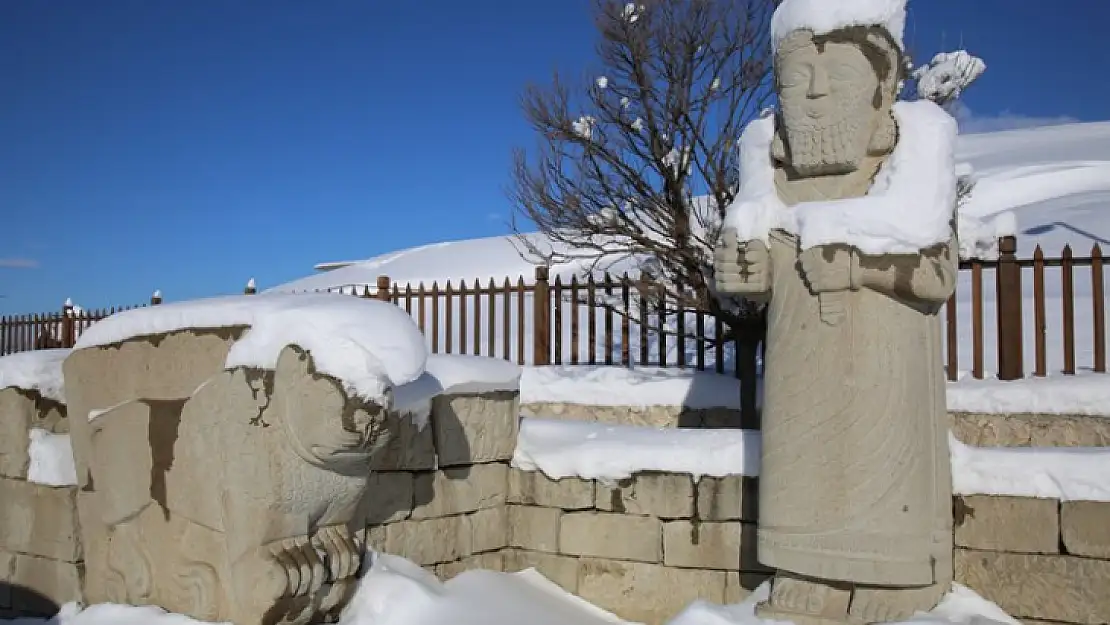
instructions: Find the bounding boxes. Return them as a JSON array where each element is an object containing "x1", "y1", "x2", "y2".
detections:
[
  {"x1": 714, "y1": 3, "x2": 958, "y2": 624},
  {"x1": 65, "y1": 333, "x2": 389, "y2": 625}
]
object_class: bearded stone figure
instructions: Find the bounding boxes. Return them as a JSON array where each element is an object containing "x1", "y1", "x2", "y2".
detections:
[{"x1": 714, "y1": 4, "x2": 959, "y2": 625}]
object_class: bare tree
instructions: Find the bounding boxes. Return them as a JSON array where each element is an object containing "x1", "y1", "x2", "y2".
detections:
[{"x1": 510, "y1": 0, "x2": 778, "y2": 414}]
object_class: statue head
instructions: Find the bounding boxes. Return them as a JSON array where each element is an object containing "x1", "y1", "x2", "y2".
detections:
[{"x1": 773, "y1": 26, "x2": 904, "y2": 177}]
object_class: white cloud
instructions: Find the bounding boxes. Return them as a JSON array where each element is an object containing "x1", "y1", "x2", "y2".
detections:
[
  {"x1": 951, "y1": 101, "x2": 1078, "y2": 135},
  {"x1": 0, "y1": 258, "x2": 39, "y2": 269}
]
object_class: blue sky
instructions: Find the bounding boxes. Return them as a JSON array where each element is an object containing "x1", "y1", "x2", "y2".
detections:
[{"x1": 1, "y1": 0, "x2": 1107, "y2": 314}]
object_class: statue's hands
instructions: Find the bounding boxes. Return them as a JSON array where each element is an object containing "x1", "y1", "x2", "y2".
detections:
[
  {"x1": 798, "y1": 244, "x2": 857, "y2": 294},
  {"x1": 714, "y1": 228, "x2": 771, "y2": 295}
]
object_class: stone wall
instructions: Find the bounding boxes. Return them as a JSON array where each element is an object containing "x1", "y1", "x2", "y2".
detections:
[
  {"x1": 0, "y1": 387, "x2": 82, "y2": 618},
  {"x1": 955, "y1": 495, "x2": 1110, "y2": 625}
]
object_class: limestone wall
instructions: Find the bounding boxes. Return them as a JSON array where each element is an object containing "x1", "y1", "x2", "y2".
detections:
[{"x1": 0, "y1": 387, "x2": 82, "y2": 618}]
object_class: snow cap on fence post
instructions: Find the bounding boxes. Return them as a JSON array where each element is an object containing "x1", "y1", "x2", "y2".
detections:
[
  {"x1": 61, "y1": 298, "x2": 76, "y2": 348},
  {"x1": 150, "y1": 290, "x2": 163, "y2": 306},
  {"x1": 376, "y1": 275, "x2": 392, "y2": 303},
  {"x1": 244, "y1": 278, "x2": 257, "y2": 295}
]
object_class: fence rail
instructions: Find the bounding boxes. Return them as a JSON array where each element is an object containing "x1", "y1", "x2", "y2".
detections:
[{"x1": 2, "y1": 237, "x2": 1106, "y2": 386}]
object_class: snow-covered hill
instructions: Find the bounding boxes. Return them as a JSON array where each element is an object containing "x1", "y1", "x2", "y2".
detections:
[{"x1": 273, "y1": 120, "x2": 1110, "y2": 294}]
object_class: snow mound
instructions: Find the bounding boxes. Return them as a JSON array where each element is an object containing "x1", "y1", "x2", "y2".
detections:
[
  {"x1": 520, "y1": 365, "x2": 743, "y2": 409},
  {"x1": 26, "y1": 429, "x2": 77, "y2": 487},
  {"x1": 725, "y1": 100, "x2": 958, "y2": 255},
  {"x1": 74, "y1": 293, "x2": 428, "y2": 407},
  {"x1": 771, "y1": 0, "x2": 906, "y2": 52},
  {"x1": 512, "y1": 418, "x2": 761, "y2": 483},
  {"x1": 948, "y1": 373, "x2": 1110, "y2": 417},
  {"x1": 950, "y1": 433, "x2": 1110, "y2": 502},
  {"x1": 339, "y1": 552, "x2": 628, "y2": 625},
  {"x1": 0, "y1": 348, "x2": 69, "y2": 404}
]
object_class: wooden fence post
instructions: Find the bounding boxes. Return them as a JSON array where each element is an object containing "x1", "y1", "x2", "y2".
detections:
[
  {"x1": 376, "y1": 276, "x2": 392, "y2": 303},
  {"x1": 151, "y1": 290, "x2": 163, "y2": 306},
  {"x1": 61, "y1": 299, "x2": 76, "y2": 348},
  {"x1": 533, "y1": 266, "x2": 551, "y2": 366},
  {"x1": 995, "y1": 235, "x2": 1024, "y2": 380}
]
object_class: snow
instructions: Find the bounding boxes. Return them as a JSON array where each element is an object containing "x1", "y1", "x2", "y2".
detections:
[
  {"x1": 0, "y1": 348, "x2": 69, "y2": 404},
  {"x1": 26, "y1": 429, "x2": 77, "y2": 487},
  {"x1": 770, "y1": 0, "x2": 907, "y2": 53},
  {"x1": 512, "y1": 418, "x2": 761, "y2": 482},
  {"x1": 950, "y1": 433, "x2": 1110, "y2": 502},
  {"x1": 913, "y1": 51, "x2": 987, "y2": 106},
  {"x1": 724, "y1": 100, "x2": 959, "y2": 256},
  {"x1": 520, "y1": 365, "x2": 742, "y2": 409},
  {"x1": 73, "y1": 293, "x2": 428, "y2": 408},
  {"x1": 394, "y1": 354, "x2": 522, "y2": 426},
  {"x1": 948, "y1": 372, "x2": 1110, "y2": 416},
  {"x1": 573, "y1": 116, "x2": 597, "y2": 140}
]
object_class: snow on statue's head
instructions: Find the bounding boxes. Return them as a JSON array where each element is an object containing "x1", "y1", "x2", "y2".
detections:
[{"x1": 770, "y1": 0, "x2": 907, "y2": 177}]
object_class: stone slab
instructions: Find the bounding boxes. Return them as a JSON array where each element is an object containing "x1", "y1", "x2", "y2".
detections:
[
  {"x1": 502, "y1": 549, "x2": 580, "y2": 593},
  {"x1": 950, "y1": 412, "x2": 1110, "y2": 448},
  {"x1": 0, "y1": 478, "x2": 81, "y2": 562},
  {"x1": 596, "y1": 473, "x2": 694, "y2": 519},
  {"x1": 432, "y1": 392, "x2": 519, "y2": 466},
  {"x1": 576, "y1": 558, "x2": 726, "y2": 624},
  {"x1": 559, "y1": 512, "x2": 660, "y2": 563},
  {"x1": 508, "y1": 470, "x2": 594, "y2": 510},
  {"x1": 507, "y1": 505, "x2": 561, "y2": 554},
  {"x1": 411, "y1": 463, "x2": 507, "y2": 520},
  {"x1": 1060, "y1": 501, "x2": 1110, "y2": 559},
  {"x1": 954, "y1": 495, "x2": 1060, "y2": 554},
  {"x1": 7, "y1": 553, "x2": 83, "y2": 613},
  {"x1": 696, "y1": 476, "x2": 758, "y2": 522}
]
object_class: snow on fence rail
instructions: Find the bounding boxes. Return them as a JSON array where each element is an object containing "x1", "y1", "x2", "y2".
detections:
[{"x1": 1, "y1": 237, "x2": 1105, "y2": 383}]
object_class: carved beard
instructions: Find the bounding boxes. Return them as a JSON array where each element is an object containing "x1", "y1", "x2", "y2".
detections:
[{"x1": 780, "y1": 116, "x2": 870, "y2": 177}]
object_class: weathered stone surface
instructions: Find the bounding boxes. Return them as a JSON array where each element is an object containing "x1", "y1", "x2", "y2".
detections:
[
  {"x1": 577, "y1": 558, "x2": 726, "y2": 623},
  {"x1": 433, "y1": 392, "x2": 518, "y2": 466},
  {"x1": 955, "y1": 549, "x2": 1110, "y2": 624},
  {"x1": 371, "y1": 415, "x2": 436, "y2": 471},
  {"x1": 696, "y1": 476, "x2": 758, "y2": 522},
  {"x1": 412, "y1": 463, "x2": 507, "y2": 520},
  {"x1": 560, "y1": 512, "x2": 660, "y2": 563},
  {"x1": 0, "y1": 389, "x2": 33, "y2": 479},
  {"x1": 468, "y1": 506, "x2": 508, "y2": 554},
  {"x1": 507, "y1": 469, "x2": 594, "y2": 510},
  {"x1": 384, "y1": 516, "x2": 472, "y2": 566},
  {"x1": 507, "y1": 505, "x2": 561, "y2": 553},
  {"x1": 436, "y1": 552, "x2": 505, "y2": 580},
  {"x1": 0, "y1": 478, "x2": 80, "y2": 562},
  {"x1": 7, "y1": 553, "x2": 83, "y2": 612},
  {"x1": 0, "y1": 551, "x2": 12, "y2": 608},
  {"x1": 1061, "y1": 501, "x2": 1110, "y2": 558},
  {"x1": 502, "y1": 549, "x2": 580, "y2": 593},
  {"x1": 663, "y1": 521, "x2": 741, "y2": 570},
  {"x1": 954, "y1": 496, "x2": 1059, "y2": 554},
  {"x1": 519, "y1": 403, "x2": 745, "y2": 429},
  {"x1": 950, "y1": 412, "x2": 1110, "y2": 448},
  {"x1": 596, "y1": 473, "x2": 694, "y2": 519},
  {"x1": 67, "y1": 342, "x2": 385, "y2": 625},
  {"x1": 362, "y1": 471, "x2": 414, "y2": 524}
]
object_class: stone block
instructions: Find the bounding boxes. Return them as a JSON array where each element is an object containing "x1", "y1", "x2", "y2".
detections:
[
  {"x1": 436, "y1": 552, "x2": 505, "y2": 580},
  {"x1": 954, "y1": 495, "x2": 1059, "y2": 554},
  {"x1": 371, "y1": 414, "x2": 437, "y2": 471},
  {"x1": 8, "y1": 553, "x2": 83, "y2": 612},
  {"x1": 432, "y1": 391, "x2": 518, "y2": 466},
  {"x1": 507, "y1": 470, "x2": 595, "y2": 510},
  {"x1": 0, "y1": 478, "x2": 80, "y2": 562},
  {"x1": 596, "y1": 473, "x2": 694, "y2": 519},
  {"x1": 949, "y1": 412, "x2": 1110, "y2": 448},
  {"x1": 696, "y1": 476, "x2": 758, "y2": 521},
  {"x1": 559, "y1": 512, "x2": 660, "y2": 563},
  {"x1": 726, "y1": 571, "x2": 772, "y2": 604},
  {"x1": 507, "y1": 505, "x2": 561, "y2": 554},
  {"x1": 411, "y1": 463, "x2": 507, "y2": 520},
  {"x1": 362, "y1": 471, "x2": 414, "y2": 524},
  {"x1": 0, "y1": 551, "x2": 11, "y2": 608},
  {"x1": 384, "y1": 516, "x2": 472, "y2": 566},
  {"x1": 955, "y1": 549, "x2": 1110, "y2": 624},
  {"x1": 501, "y1": 549, "x2": 580, "y2": 593},
  {"x1": 577, "y1": 558, "x2": 726, "y2": 623},
  {"x1": 0, "y1": 389, "x2": 33, "y2": 480},
  {"x1": 663, "y1": 521, "x2": 741, "y2": 570},
  {"x1": 468, "y1": 506, "x2": 508, "y2": 554},
  {"x1": 1061, "y1": 501, "x2": 1110, "y2": 558}
]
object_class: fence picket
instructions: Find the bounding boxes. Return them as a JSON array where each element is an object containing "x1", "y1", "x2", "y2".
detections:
[
  {"x1": 971, "y1": 261, "x2": 984, "y2": 379},
  {"x1": 553, "y1": 276, "x2": 563, "y2": 365},
  {"x1": 604, "y1": 274, "x2": 614, "y2": 366},
  {"x1": 1062, "y1": 245, "x2": 1075, "y2": 375},
  {"x1": 570, "y1": 276, "x2": 580, "y2": 365},
  {"x1": 621, "y1": 275, "x2": 631, "y2": 367},
  {"x1": 1033, "y1": 246, "x2": 1047, "y2": 377},
  {"x1": 1094, "y1": 244, "x2": 1106, "y2": 373}
]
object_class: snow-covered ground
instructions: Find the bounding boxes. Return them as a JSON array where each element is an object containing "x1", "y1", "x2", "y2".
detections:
[{"x1": 270, "y1": 120, "x2": 1110, "y2": 379}]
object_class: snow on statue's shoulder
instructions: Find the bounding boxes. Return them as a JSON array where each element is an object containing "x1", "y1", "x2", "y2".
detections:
[
  {"x1": 724, "y1": 99, "x2": 958, "y2": 256},
  {"x1": 74, "y1": 293, "x2": 428, "y2": 406},
  {"x1": 771, "y1": 0, "x2": 907, "y2": 53},
  {"x1": 0, "y1": 348, "x2": 69, "y2": 404}
]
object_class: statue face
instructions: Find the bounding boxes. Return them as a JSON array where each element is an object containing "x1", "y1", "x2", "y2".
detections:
[{"x1": 776, "y1": 33, "x2": 884, "y2": 176}]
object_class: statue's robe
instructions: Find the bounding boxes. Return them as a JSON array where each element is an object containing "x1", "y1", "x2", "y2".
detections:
[{"x1": 756, "y1": 170, "x2": 958, "y2": 587}]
